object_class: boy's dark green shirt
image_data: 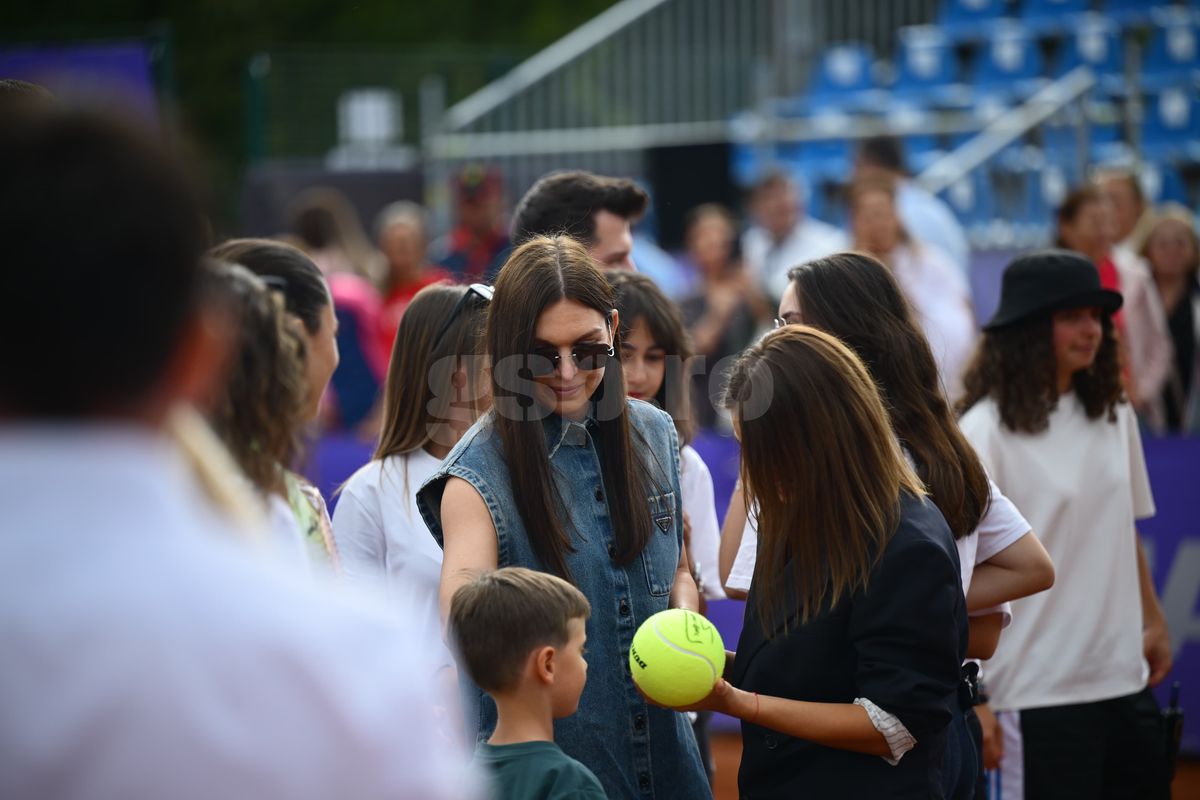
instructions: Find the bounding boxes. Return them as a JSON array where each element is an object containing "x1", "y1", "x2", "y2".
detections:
[{"x1": 475, "y1": 741, "x2": 607, "y2": 799}]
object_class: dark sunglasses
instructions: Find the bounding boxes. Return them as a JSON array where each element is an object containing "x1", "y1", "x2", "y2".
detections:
[
  {"x1": 524, "y1": 314, "x2": 616, "y2": 377},
  {"x1": 524, "y1": 341, "x2": 616, "y2": 377},
  {"x1": 432, "y1": 283, "x2": 493, "y2": 349}
]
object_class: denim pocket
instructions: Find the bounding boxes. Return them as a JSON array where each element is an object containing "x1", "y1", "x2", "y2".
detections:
[{"x1": 641, "y1": 491, "x2": 679, "y2": 597}]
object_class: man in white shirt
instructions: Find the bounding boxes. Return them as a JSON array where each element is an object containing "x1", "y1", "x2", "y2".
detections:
[
  {"x1": 0, "y1": 111, "x2": 478, "y2": 800},
  {"x1": 741, "y1": 171, "x2": 848, "y2": 302}
]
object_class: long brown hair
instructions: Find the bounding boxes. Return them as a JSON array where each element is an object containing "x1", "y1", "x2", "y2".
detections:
[
  {"x1": 788, "y1": 253, "x2": 989, "y2": 539},
  {"x1": 204, "y1": 261, "x2": 307, "y2": 496},
  {"x1": 374, "y1": 283, "x2": 487, "y2": 463},
  {"x1": 958, "y1": 311, "x2": 1124, "y2": 433},
  {"x1": 489, "y1": 236, "x2": 659, "y2": 580},
  {"x1": 725, "y1": 326, "x2": 924, "y2": 632},
  {"x1": 607, "y1": 269, "x2": 696, "y2": 445}
]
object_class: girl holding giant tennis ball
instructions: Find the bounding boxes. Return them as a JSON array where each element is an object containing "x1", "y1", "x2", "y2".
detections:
[{"x1": 654, "y1": 326, "x2": 967, "y2": 799}]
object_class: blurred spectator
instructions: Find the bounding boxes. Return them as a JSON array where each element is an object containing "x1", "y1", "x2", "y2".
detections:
[
  {"x1": 1056, "y1": 186, "x2": 1172, "y2": 412},
  {"x1": 375, "y1": 201, "x2": 451, "y2": 358},
  {"x1": 679, "y1": 204, "x2": 771, "y2": 428},
  {"x1": 285, "y1": 190, "x2": 388, "y2": 433},
  {"x1": 203, "y1": 261, "x2": 325, "y2": 569},
  {"x1": 1140, "y1": 204, "x2": 1200, "y2": 434},
  {"x1": 432, "y1": 165, "x2": 510, "y2": 281},
  {"x1": 210, "y1": 239, "x2": 341, "y2": 564},
  {"x1": 849, "y1": 176, "x2": 976, "y2": 400},
  {"x1": 0, "y1": 110, "x2": 477, "y2": 800},
  {"x1": 511, "y1": 170, "x2": 647, "y2": 270},
  {"x1": 856, "y1": 135, "x2": 970, "y2": 277},
  {"x1": 1096, "y1": 167, "x2": 1154, "y2": 256},
  {"x1": 741, "y1": 170, "x2": 847, "y2": 302},
  {"x1": 287, "y1": 186, "x2": 385, "y2": 285}
]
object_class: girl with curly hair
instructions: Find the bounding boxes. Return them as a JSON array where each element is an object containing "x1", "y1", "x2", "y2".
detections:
[
  {"x1": 958, "y1": 250, "x2": 1171, "y2": 799},
  {"x1": 210, "y1": 239, "x2": 342, "y2": 570},
  {"x1": 203, "y1": 260, "x2": 331, "y2": 569}
]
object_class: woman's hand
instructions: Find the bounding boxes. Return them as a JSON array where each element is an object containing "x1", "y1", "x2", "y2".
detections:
[
  {"x1": 975, "y1": 703, "x2": 1004, "y2": 771},
  {"x1": 641, "y1": 678, "x2": 744, "y2": 716}
]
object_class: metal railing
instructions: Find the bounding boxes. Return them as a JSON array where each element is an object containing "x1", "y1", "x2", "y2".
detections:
[
  {"x1": 422, "y1": 0, "x2": 940, "y2": 231},
  {"x1": 428, "y1": 0, "x2": 940, "y2": 153}
]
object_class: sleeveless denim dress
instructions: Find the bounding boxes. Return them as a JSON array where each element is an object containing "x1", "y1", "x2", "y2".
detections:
[{"x1": 418, "y1": 399, "x2": 711, "y2": 799}]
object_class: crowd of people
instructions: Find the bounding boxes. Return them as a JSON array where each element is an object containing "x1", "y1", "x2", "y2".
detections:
[{"x1": 1, "y1": 77, "x2": 1194, "y2": 800}]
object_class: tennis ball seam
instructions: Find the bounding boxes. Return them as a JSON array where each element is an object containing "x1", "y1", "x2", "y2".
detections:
[{"x1": 651, "y1": 615, "x2": 719, "y2": 686}]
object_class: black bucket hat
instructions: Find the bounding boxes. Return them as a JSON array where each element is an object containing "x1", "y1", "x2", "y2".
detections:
[{"x1": 983, "y1": 250, "x2": 1123, "y2": 331}]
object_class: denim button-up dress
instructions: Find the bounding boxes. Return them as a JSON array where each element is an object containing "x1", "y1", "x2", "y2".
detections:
[{"x1": 418, "y1": 399, "x2": 711, "y2": 799}]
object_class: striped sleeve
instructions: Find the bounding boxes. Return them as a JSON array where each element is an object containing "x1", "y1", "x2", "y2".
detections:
[{"x1": 853, "y1": 697, "x2": 917, "y2": 766}]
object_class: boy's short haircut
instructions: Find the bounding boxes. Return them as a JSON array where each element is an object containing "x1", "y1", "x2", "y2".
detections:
[{"x1": 450, "y1": 567, "x2": 591, "y2": 694}]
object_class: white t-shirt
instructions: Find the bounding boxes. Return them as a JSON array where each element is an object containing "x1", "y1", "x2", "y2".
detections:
[
  {"x1": 332, "y1": 449, "x2": 451, "y2": 669},
  {"x1": 956, "y1": 478, "x2": 1029, "y2": 627},
  {"x1": 960, "y1": 396, "x2": 1155, "y2": 711},
  {"x1": 679, "y1": 444, "x2": 725, "y2": 601},
  {"x1": 0, "y1": 426, "x2": 480, "y2": 800},
  {"x1": 742, "y1": 218, "x2": 849, "y2": 301}
]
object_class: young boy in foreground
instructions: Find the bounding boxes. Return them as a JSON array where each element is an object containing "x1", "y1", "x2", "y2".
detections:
[{"x1": 449, "y1": 567, "x2": 606, "y2": 800}]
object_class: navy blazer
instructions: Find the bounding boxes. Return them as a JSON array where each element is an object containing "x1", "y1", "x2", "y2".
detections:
[{"x1": 731, "y1": 492, "x2": 967, "y2": 799}]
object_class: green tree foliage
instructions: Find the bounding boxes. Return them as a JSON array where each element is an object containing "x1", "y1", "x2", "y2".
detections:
[{"x1": 2, "y1": 1, "x2": 617, "y2": 216}]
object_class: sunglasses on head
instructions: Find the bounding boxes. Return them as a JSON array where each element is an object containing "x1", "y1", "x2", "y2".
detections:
[{"x1": 432, "y1": 283, "x2": 493, "y2": 349}]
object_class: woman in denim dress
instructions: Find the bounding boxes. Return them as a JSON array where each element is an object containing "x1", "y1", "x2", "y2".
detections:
[{"x1": 418, "y1": 235, "x2": 710, "y2": 799}]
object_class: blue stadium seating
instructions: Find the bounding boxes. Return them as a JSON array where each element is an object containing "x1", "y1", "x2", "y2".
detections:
[
  {"x1": 1142, "y1": 7, "x2": 1200, "y2": 91},
  {"x1": 972, "y1": 22, "x2": 1047, "y2": 99},
  {"x1": 804, "y1": 43, "x2": 889, "y2": 114},
  {"x1": 938, "y1": 0, "x2": 1009, "y2": 41},
  {"x1": 1020, "y1": 0, "x2": 1090, "y2": 35},
  {"x1": 778, "y1": 137, "x2": 852, "y2": 183},
  {"x1": 893, "y1": 26, "x2": 971, "y2": 107},
  {"x1": 1055, "y1": 14, "x2": 1126, "y2": 94},
  {"x1": 1141, "y1": 85, "x2": 1200, "y2": 160},
  {"x1": 1100, "y1": 0, "x2": 1154, "y2": 26},
  {"x1": 724, "y1": 0, "x2": 1200, "y2": 244}
]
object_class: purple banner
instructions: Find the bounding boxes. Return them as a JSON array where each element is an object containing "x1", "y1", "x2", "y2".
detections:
[{"x1": 0, "y1": 42, "x2": 159, "y2": 123}]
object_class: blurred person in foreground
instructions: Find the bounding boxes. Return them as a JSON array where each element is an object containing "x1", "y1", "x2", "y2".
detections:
[
  {"x1": 511, "y1": 169, "x2": 648, "y2": 270},
  {"x1": 1140, "y1": 204, "x2": 1200, "y2": 433},
  {"x1": 433, "y1": 164, "x2": 511, "y2": 281},
  {"x1": 740, "y1": 170, "x2": 847, "y2": 303},
  {"x1": 210, "y1": 239, "x2": 343, "y2": 565},
  {"x1": 0, "y1": 111, "x2": 478, "y2": 799},
  {"x1": 850, "y1": 175, "x2": 976, "y2": 401},
  {"x1": 0, "y1": 77, "x2": 56, "y2": 117},
  {"x1": 375, "y1": 200, "x2": 451, "y2": 357},
  {"x1": 678, "y1": 204, "x2": 772, "y2": 428},
  {"x1": 203, "y1": 261, "x2": 333, "y2": 570},
  {"x1": 856, "y1": 134, "x2": 970, "y2": 278},
  {"x1": 1056, "y1": 186, "x2": 1172, "y2": 415}
]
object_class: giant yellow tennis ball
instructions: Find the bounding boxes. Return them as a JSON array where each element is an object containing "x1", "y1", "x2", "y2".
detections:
[{"x1": 629, "y1": 608, "x2": 725, "y2": 707}]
